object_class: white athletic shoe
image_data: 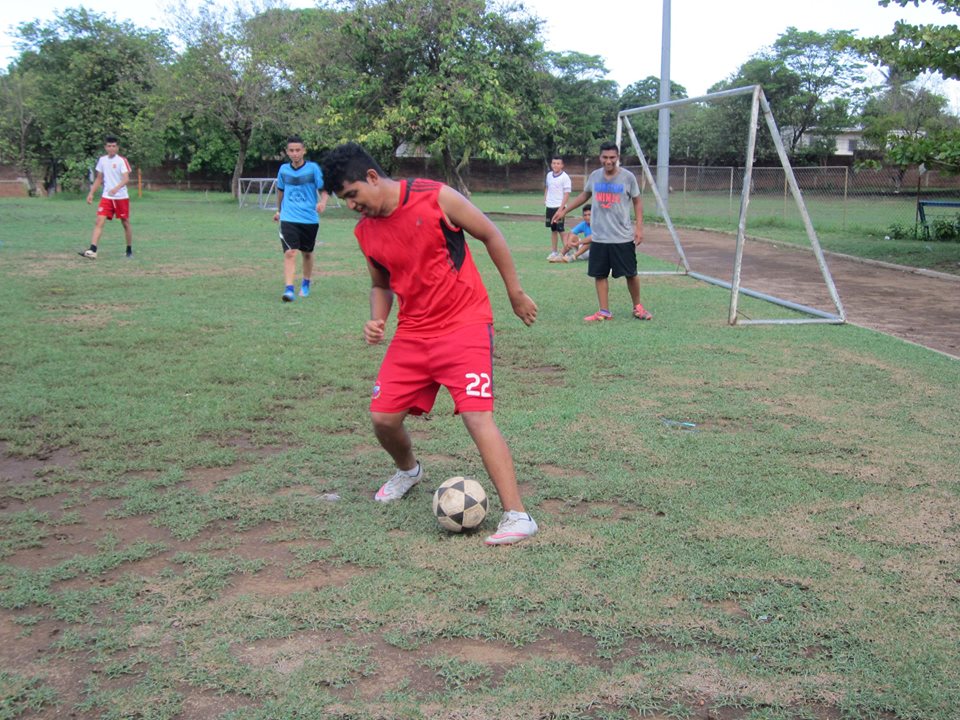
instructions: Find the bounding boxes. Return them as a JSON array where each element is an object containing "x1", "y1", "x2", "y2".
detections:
[
  {"x1": 547, "y1": 251, "x2": 561, "y2": 262},
  {"x1": 374, "y1": 463, "x2": 423, "y2": 503},
  {"x1": 485, "y1": 511, "x2": 538, "y2": 545},
  {"x1": 80, "y1": 249, "x2": 97, "y2": 259}
]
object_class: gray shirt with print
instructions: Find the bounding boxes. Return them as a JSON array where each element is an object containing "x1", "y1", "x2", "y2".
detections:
[{"x1": 583, "y1": 167, "x2": 641, "y2": 243}]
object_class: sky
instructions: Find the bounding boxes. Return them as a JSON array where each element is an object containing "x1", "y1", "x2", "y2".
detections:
[{"x1": 1, "y1": 0, "x2": 958, "y2": 111}]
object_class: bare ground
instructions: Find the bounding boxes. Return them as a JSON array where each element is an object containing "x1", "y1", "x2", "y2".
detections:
[{"x1": 638, "y1": 225, "x2": 960, "y2": 359}]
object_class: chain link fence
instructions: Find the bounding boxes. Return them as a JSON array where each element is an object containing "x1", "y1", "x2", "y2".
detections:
[{"x1": 627, "y1": 165, "x2": 960, "y2": 241}]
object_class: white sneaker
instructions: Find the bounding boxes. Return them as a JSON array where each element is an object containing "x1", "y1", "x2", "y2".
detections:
[
  {"x1": 546, "y1": 251, "x2": 560, "y2": 262},
  {"x1": 80, "y1": 249, "x2": 97, "y2": 259},
  {"x1": 374, "y1": 463, "x2": 423, "y2": 503},
  {"x1": 485, "y1": 510, "x2": 538, "y2": 545}
]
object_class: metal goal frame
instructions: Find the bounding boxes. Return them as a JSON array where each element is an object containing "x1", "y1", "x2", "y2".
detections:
[{"x1": 617, "y1": 84, "x2": 846, "y2": 326}]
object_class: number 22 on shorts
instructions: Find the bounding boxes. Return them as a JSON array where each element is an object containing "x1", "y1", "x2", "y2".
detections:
[{"x1": 465, "y1": 373, "x2": 492, "y2": 398}]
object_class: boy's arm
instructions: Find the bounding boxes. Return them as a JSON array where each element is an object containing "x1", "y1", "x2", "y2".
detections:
[
  {"x1": 364, "y1": 257, "x2": 394, "y2": 344},
  {"x1": 633, "y1": 194, "x2": 644, "y2": 245},
  {"x1": 553, "y1": 190, "x2": 590, "y2": 223},
  {"x1": 438, "y1": 186, "x2": 537, "y2": 327},
  {"x1": 317, "y1": 189, "x2": 329, "y2": 214},
  {"x1": 111, "y1": 169, "x2": 130, "y2": 197},
  {"x1": 273, "y1": 189, "x2": 285, "y2": 222},
  {"x1": 86, "y1": 171, "x2": 103, "y2": 204}
]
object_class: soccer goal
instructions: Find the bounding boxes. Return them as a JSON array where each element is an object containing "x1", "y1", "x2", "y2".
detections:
[
  {"x1": 238, "y1": 177, "x2": 277, "y2": 209},
  {"x1": 618, "y1": 84, "x2": 846, "y2": 326}
]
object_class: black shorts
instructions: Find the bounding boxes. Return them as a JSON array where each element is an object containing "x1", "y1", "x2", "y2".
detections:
[
  {"x1": 587, "y1": 241, "x2": 637, "y2": 279},
  {"x1": 545, "y1": 207, "x2": 565, "y2": 233},
  {"x1": 279, "y1": 222, "x2": 319, "y2": 253}
]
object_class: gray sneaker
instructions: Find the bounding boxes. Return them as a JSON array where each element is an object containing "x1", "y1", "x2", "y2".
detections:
[
  {"x1": 485, "y1": 510, "x2": 538, "y2": 545},
  {"x1": 374, "y1": 463, "x2": 423, "y2": 503}
]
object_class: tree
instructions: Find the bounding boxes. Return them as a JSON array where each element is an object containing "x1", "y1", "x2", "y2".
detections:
[
  {"x1": 0, "y1": 68, "x2": 42, "y2": 194},
  {"x1": 532, "y1": 51, "x2": 618, "y2": 160},
  {"x1": 850, "y1": 1, "x2": 960, "y2": 175},
  {"x1": 165, "y1": 0, "x2": 295, "y2": 196},
  {"x1": 618, "y1": 76, "x2": 688, "y2": 162},
  {"x1": 10, "y1": 7, "x2": 170, "y2": 191},
  {"x1": 326, "y1": 0, "x2": 549, "y2": 195},
  {"x1": 851, "y1": 0, "x2": 960, "y2": 81},
  {"x1": 710, "y1": 27, "x2": 866, "y2": 164},
  {"x1": 861, "y1": 78, "x2": 960, "y2": 183}
]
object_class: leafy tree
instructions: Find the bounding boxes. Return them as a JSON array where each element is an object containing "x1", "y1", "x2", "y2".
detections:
[
  {"x1": 326, "y1": 0, "x2": 549, "y2": 195},
  {"x1": 9, "y1": 7, "x2": 170, "y2": 191},
  {"x1": 861, "y1": 79, "x2": 960, "y2": 183},
  {"x1": 618, "y1": 76, "x2": 688, "y2": 162},
  {"x1": 851, "y1": 1, "x2": 960, "y2": 175},
  {"x1": 165, "y1": 0, "x2": 296, "y2": 195},
  {"x1": 851, "y1": 0, "x2": 960, "y2": 81},
  {"x1": 532, "y1": 51, "x2": 618, "y2": 160},
  {"x1": 0, "y1": 68, "x2": 43, "y2": 194},
  {"x1": 709, "y1": 28, "x2": 866, "y2": 164}
]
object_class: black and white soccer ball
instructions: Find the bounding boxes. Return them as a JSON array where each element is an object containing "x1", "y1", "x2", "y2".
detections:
[{"x1": 432, "y1": 476, "x2": 488, "y2": 532}]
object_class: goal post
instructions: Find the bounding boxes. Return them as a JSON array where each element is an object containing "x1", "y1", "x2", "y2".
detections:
[{"x1": 617, "y1": 84, "x2": 846, "y2": 326}]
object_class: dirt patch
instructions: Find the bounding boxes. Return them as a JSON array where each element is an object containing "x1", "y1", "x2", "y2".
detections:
[{"x1": 638, "y1": 225, "x2": 960, "y2": 358}]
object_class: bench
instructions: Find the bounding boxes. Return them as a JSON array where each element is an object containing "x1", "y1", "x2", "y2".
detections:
[{"x1": 917, "y1": 200, "x2": 960, "y2": 239}]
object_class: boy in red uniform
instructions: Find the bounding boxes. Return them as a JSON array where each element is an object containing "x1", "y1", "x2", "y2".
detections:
[{"x1": 321, "y1": 143, "x2": 539, "y2": 545}]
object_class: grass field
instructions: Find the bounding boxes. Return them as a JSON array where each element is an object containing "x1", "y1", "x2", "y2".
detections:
[{"x1": 1, "y1": 191, "x2": 959, "y2": 720}]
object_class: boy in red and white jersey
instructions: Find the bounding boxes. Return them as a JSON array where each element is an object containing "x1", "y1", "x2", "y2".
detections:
[{"x1": 81, "y1": 135, "x2": 133, "y2": 259}]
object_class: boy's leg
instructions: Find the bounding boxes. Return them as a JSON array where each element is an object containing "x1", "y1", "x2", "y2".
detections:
[
  {"x1": 459, "y1": 411, "x2": 524, "y2": 513},
  {"x1": 371, "y1": 410, "x2": 423, "y2": 502},
  {"x1": 91, "y1": 216, "x2": 106, "y2": 247},
  {"x1": 301, "y1": 251, "x2": 313, "y2": 282},
  {"x1": 595, "y1": 276, "x2": 610, "y2": 311},
  {"x1": 626, "y1": 275, "x2": 641, "y2": 306},
  {"x1": 371, "y1": 410, "x2": 416, "y2": 471},
  {"x1": 283, "y1": 249, "x2": 298, "y2": 287}
]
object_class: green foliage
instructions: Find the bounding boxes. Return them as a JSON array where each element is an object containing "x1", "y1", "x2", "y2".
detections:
[
  {"x1": 618, "y1": 76, "x2": 689, "y2": 162},
  {"x1": 323, "y1": 0, "x2": 549, "y2": 193},
  {"x1": 852, "y1": 0, "x2": 960, "y2": 81},
  {"x1": 711, "y1": 27, "x2": 866, "y2": 163},
  {"x1": 535, "y1": 51, "x2": 619, "y2": 158},
  {"x1": 10, "y1": 7, "x2": 170, "y2": 191}
]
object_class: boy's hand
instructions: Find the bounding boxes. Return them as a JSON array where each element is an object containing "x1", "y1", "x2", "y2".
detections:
[
  {"x1": 510, "y1": 291, "x2": 538, "y2": 326},
  {"x1": 364, "y1": 319, "x2": 386, "y2": 344}
]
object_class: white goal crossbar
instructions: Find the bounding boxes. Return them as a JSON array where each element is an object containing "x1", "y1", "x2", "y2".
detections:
[{"x1": 617, "y1": 84, "x2": 845, "y2": 326}]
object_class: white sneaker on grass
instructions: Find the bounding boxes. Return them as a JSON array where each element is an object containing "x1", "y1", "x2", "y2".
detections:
[
  {"x1": 374, "y1": 462, "x2": 423, "y2": 503},
  {"x1": 485, "y1": 511, "x2": 538, "y2": 545}
]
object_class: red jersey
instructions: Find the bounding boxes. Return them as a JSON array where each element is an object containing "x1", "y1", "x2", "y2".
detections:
[{"x1": 355, "y1": 179, "x2": 493, "y2": 339}]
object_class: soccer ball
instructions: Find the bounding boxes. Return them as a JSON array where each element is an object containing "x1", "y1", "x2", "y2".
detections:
[{"x1": 433, "y1": 476, "x2": 488, "y2": 532}]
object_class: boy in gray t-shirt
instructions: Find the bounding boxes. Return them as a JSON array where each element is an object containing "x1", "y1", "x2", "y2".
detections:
[{"x1": 552, "y1": 142, "x2": 653, "y2": 322}]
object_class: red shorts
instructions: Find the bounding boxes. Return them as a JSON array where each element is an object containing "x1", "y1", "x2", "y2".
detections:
[
  {"x1": 97, "y1": 198, "x2": 130, "y2": 220},
  {"x1": 371, "y1": 324, "x2": 495, "y2": 415}
]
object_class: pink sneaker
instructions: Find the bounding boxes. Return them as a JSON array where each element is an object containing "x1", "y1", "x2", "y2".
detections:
[
  {"x1": 583, "y1": 310, "x2": 613, "y2": 322},
  {"x1": 633, "y1": 304, "x2": 653, "y2": 320}
]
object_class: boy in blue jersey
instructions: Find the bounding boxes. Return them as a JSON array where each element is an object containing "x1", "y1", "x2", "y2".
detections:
[
  {"x1": 560, "y1": 204, "x2": 591, "y2": 262},
  {"x1": 273, "y1": 136, "x2": 329, "y2": 302}
]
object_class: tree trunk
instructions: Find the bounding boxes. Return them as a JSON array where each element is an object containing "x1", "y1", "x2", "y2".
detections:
[
  {"x1": 232, "y1": 137, "x2": 249, "y2": 198},
  {"x1": 441, "y1": 146, "x2": 471, "y2": 197}
]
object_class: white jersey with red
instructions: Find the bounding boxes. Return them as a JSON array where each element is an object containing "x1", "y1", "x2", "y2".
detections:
[
  {"x1": 95, "y1": 154, "x2": 132, "y2": 200},
  {"x1": 354, "y1": 179, "x2": 493, "y2": 339}
]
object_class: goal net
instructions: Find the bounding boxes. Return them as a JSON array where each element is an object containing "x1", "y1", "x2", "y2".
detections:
[{"x1": 618, "y1": 84, "x2": 845, "y2": 326}]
